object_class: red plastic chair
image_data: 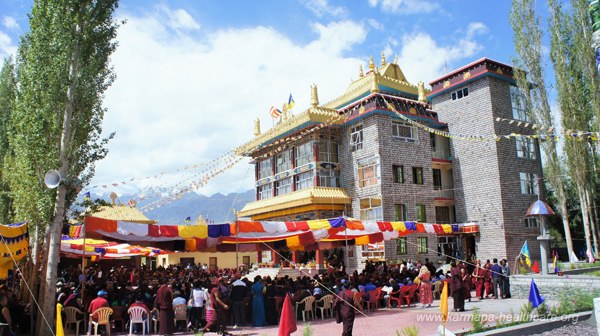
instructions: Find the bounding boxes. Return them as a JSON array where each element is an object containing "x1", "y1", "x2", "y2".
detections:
[
  {"x1": 364, "y1": 288, "x2": 382, "y2": 313},
  {"x1": 353, "y1": 291, "x2": 363, "y2": 313},
  {"x1": 388, "y1": 288, "x2": 402, "y2": 308},
  {"x1": 403, "y1": 284, "x2": 419, "y2": 307}
]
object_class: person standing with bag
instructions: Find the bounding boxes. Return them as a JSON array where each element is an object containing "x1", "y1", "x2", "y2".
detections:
[{"x1": 189, "y1": 280, "x2": 205, "y2": 332}]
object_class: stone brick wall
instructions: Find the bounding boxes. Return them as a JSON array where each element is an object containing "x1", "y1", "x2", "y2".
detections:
[{"x1": 511, "y1": 274, "x2": 600, "y2": 300}]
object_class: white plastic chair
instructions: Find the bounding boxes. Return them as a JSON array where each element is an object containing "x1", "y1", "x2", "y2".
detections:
[{"x1": 127, "y1": 306, "x2": 149, "y2": 335}]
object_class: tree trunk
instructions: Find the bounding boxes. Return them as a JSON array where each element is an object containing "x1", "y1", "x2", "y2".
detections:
[
  {"x1": 36, "y1": 29, "x2": 80, "y2": 336},
  {"x1": 578, "y1": 186, "x2": 593, "y2": 260},
  {"x1": 586, "y1": 187, "x2": 600, "y2": 257},
  {"x1": 556, "y1": 184, "x2": 576, "y2": 262}
]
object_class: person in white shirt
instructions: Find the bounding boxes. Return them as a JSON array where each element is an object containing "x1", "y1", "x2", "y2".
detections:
[{"x1": 189, "y1": 280, "x2": 206, "y2": 331}]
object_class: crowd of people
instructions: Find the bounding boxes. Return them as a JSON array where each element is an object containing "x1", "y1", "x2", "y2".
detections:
[{"x1": 55, "y1": 255, "x2": 512, "y2": 335}]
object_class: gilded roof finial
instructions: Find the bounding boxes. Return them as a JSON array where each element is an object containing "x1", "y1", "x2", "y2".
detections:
[
  {"x1": 381, "y1": 52, "x2": 386, "y2": 66},
  {"x1": 254, "y1": 117, "x2": 261, "y2": 136},
  {"x1": 393, "y1": 55, "x2": 399, "y2": 64},
  {"x1": 311, "y1": 84, "x2": 320, "y2": 107},
  {"x1": 359, "y1": 64, "x2": 364, "y2": 78},
  {"x1": 369, "y1": 56, "x2": 375, "y2": 70},
  {"x1": 370, "y1": 68, "x2": 380, "y2": 93},
  {"x1": 418, "y1": 81, "x2": 426, "y2": 102}
]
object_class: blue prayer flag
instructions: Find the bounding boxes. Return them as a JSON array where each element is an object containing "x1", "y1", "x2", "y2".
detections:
[{"x1": 528, "y1": 278, "x2": 545, "y2": 308}]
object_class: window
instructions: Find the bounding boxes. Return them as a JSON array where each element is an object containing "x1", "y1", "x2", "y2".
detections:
[
  {"x1": 350, "y1": 125, "x2": 363, "y2": 151},
  {"x1": 525, "y1": 217, "x2": 540, "y2": 228},
  {"x1": 397, "y1": 237, "x2": 407, "y2": 255},
  {"x1": 415, "y1": 204, "x2": 427, "y2": 222},
  {"x1": 519, "y1": 172, "x2": 539, "y2": 195},
  {"x1": 275, "y1": 150, "x2": 292, "y2": 173},
  {"x1": 392, "y1": 121, "x2": 417, "y2": 142},
  {"x1": 430, "y1": 133, "x2": 436, "y2": 150},
  {"x1": 319, "y1": 168, "x2": 339, "y2": 187},
  {"x1": 418, "y1": 237, "x2": 428, "y2": 254},
  {"x1": 180, "y1": 257, "x2": 195, "y2": 267},
  {"x1": 258, "y1": 158, "x2": 272, "y2": 179},
  {"x1": 393, "y1": 165, "x2": 404, "y2": 183},
  {"x1": 516, "y1": 137, "x2": 536, "y2": 160},
  {"x1": 412, "y1": 167, "x2": 424, "y2": 185},
  {"x1": 394, "y1": 204, "x2": 407, "y2": 221},
  {"x1": 451, "y1": 87, "x2": 469, "y2": 100},
  {"x1": 435, "y1": 206, "x2": 451, "y2": 223},
  {"x1": 319, "y1": 140, "x2": 338, "y2": 162},
  {"x1": 359, "y1": 197, "x2": 383, "y2": 221},
  {"x1": 510, "y1": 85, "x2": 530, "y2": 121},
  {"x1": 357, "y1": 157, "x2": 380, "y2": 188},
  {"x1": 275, "y1": 177, "x2": 292, "y2": 196},
  {"x1": 257, "y1": 183, "x2": 272, "y2": 200},
  {"x1": 295, "y1": 141, "x2": 313, "y2": 167},
  {"x1": 295, "y1": 171, "x2": 314, "y2": 191},
  {"x1": 432, "y1": 169, "x2": 442, "y2": 189}
]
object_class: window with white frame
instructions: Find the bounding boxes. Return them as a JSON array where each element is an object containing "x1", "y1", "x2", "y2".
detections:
[
  {"x1": 397, "y1": 237, "x2": 407, "y2": 255},
  {"x1": 415, "y1": 204, "x2": 427, "y2": 222},
  {"x1": 350, "y1": 125, "x2": 363, "y2": 151},
  {"x1": 519, "y1": 172, "x2": 539, "y2": 195},
  {"x1": 318, "y1": 140, "x2": 338, "y2": 162},
  {"x1": 357, "y1": 156, "x2": 380, "y2": 188},
  {"x1": 359, "y1": 197, "x2": 383, "y2": 221},
  {"x1": 516, "y1": 137, "x2": 536, "y2": 159},
  {"x1": 418, "y1": 237, "x2": 428, "y2": 254},
  {"x1": 524, "y1": 217, "x2": 540, "y2": 228},
  {"x1": 295, "y1": 171, "x2": 314, "y2": 191},
  {"x1": 258, "y1": 158, "x2": 272, "y2": 180},
  {"x1": 275, "y1": 150, "x2": 292, "y2": 173},
  {"x1": 319, "y1": 168, "x2": 339, "y2": 187},
  {"x1": 257, "y1": 183, "x2": 272, "y2": 200},
  {"x1": 451, "y1": 87, "x2": 469, "y2": 100},
  {"x1": 392, "y1": 121, "x2": 417, "y2": 142},
  {"x1": 275, "y1": 177, "x2": 292, "y2": 196},
  {"x1": 510, "y1": 85, "x2": 530, "y2": 122},
  {"x1": 295, "y1": 141, "x2": 313, "y2": 167}
]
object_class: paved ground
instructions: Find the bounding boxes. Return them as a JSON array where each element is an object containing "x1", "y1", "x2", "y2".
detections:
[
  {"x1": 100, "y1": 297, "x2": 542, "y2": 336},
  {"x1": 528, "y1": 321, "x2": 597, "y2": 336}
]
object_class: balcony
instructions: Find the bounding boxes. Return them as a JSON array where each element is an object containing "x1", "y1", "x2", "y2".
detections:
[
  {"x1": 432, "y1": 147, "x2": 452, "y2": 161},
  {"x1": 434, "y1": 187, "x2": 455, "y2": 205}
]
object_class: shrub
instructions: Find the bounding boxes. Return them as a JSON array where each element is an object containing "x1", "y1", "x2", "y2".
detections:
[
  {"x1": 471, "y1": 308, "x2": 485, "y2": 333},
  {"x1": 396, "y1": 326, "x2": 420, "y2": 336},
  {"x1": 303, "y1": 323, "x2": 312, "y2": 336}
]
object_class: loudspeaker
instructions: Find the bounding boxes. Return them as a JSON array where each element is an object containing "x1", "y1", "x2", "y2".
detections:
[{"x1": 44, "y1": 170, "x2": 62, "y2": 189}]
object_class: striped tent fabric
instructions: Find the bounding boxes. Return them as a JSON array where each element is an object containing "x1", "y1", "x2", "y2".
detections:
[{"x1": 60, "y1": 236, "x2": 166, "y2": 259}]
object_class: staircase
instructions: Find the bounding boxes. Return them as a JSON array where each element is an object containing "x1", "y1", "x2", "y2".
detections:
[{"x1": 243, "y1": 267, "x2": 301, "y2": 280}]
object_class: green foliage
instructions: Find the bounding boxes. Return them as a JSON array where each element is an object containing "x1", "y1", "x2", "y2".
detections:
[
  {"x1": 471, "y1": 308, "x2": 485, "y2": 333},
  {"x1": 519, "y1": 302, "x2": 533, "y2": 323},
  {"x1": 556, "y1": 288, "x2": 600, "y2": 314},
  {"x1": 0, "y1": 59, "x2": 17, "y2": 224},
  {"x1": 536, "y1": 303, "x2": 550, "y2": 318},
  {"x1": 303, "y1": 322, "x2": 313, "y2": 336},
  {"x1": 396, "y1": 326, "x2": 420, "y2": 336}
]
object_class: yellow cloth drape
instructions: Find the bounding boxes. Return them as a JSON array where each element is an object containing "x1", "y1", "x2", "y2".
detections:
[
  {"x1": 440, "y1": 281, "x2": 448, "y2": 324},
  {"x1": 56, "y1": 303, "x2": 65, "y2": 336}
]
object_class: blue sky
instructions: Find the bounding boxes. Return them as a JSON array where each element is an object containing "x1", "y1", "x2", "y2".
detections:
[{"x1": 0, "y1": 0, "x2": 554, "y2": 197}]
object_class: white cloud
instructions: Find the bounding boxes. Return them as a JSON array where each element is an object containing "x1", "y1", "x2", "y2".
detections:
[
  {"x1": 368, "y1": 0, "x2": 441, "y2": 14},
  {"x1": 93, "y1": 7, "x2": 365, "y2": 196},
  {"x1": 303, "y1": 0, "x2": 348, "y2": 17},
  {"x1": 367, "y1": 18, "x2": 384, "y2": 31},
  {"x1": 159, "y1": 5, "x2": 200, "y2": 31},
  {"x1": 2, "y1": 16, "x2": 19, "y2": 30},
  {"x1": 0, "y1": 31, "x2": 17, "y2": 61},
  {"x1": 396, "y1": 23, "x2": 488, "y2": 84}
]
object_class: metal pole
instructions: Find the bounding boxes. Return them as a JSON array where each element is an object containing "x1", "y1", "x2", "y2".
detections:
[
  {"x1": 235, "y1": 220, "x2": 239, "y2": 271},
  {"x1": 81, "y1": 220, "x2": 86, "y2": 305}
]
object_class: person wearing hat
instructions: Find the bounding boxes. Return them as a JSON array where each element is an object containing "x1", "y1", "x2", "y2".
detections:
[{"x1": 88, "y1": 289, "x2": 109, "y2": 328}]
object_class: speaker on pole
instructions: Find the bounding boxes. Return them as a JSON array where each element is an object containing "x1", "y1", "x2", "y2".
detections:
[{"x1": 44, "y1": 170, "x2": 62, "y2": 189}]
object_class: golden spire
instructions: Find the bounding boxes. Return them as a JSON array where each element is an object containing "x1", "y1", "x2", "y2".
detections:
[
  {"x1": 381, "y1": 52, "x2": 386, "y2": 66},
  {"x1": 418, "y1": 81, "x2": 426, "y2": 102},
  {"x1": 370, "y1": 68, "x2": 380, "y2": 93},
  {"x1": 359, "y1": 64, "x2": 364, "y2": 78},
  {"x1": 311, "y1": 84, "x2": 320, "y2": 107},
  {"x1": 254, "y1": 117, "x2": 261, "y2": 136},
  {"x1": 393, "y1": 55, "x2": 399, "y2": 64},
  {"x1": 369, "y1": 56, "x2": 375, "y2": 70}
]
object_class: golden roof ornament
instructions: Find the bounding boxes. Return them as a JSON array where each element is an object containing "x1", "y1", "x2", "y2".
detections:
[
  {"x1": 311, "y1": 84, "x2": 320, "y2": 107},
  {"x1": 359, "y1": 64, "x2": 364, "y2": 78},
  {"x1": 369, "y1": 56, "x2": 375, "y2": 70},
  {"x1": 370, "y1": 68, "x2": 380, "y2": 93},
  {"x1": 381, "y1": 52, "x2": 386, "y2": 66},
  {"x1": 418, "y1": 81, "x2": 426, "y2": 102},
  {"x1": 109, "y1": 192, "x2": 118, "y2": 205},
  {"x1": 393, "y1": 55, "x2": 399, "y2": 64},
  {"x1": 254, "y1": 117, "x2": 261, "y2": 136}
]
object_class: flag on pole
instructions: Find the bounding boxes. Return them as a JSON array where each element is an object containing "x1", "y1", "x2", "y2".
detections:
[
  {"x1": 185, "y1": 216, "x2": 191, "y2": 222},
  {"x1": 287, "y1": 93, "x2": 295, "y2": 110},
  {"x1": 520, "y1": 240, "x2": 531, "y2": 267},
  {"x1": 270, "y1": 106, "x2": 282, "y2": 118},
  {"x1": 531, "y1": 260, "x2": 540, "y2": 273},
  {"x1": 83, "y1": 191, "x2": 91, "y2": 201},
  {"x1": 553, "y1": 254, "x2": 558, "y2": 273},
  {"x1": 56, "y1": 303, "x2": 65, "y2": 336},
  {"x1": 528, "y1": 278, "x2": 545, "y2": 308},
  {"x1": 440, "y1": 281, "x2": 449, "y2": 324},
  {"x1": 278, "y1": 293, "x2": 297, "y2": 336}
]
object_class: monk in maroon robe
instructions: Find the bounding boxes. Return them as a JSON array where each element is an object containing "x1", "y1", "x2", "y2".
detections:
[
  {"x1": 333, "y1": 285, "x2": 356, "y2": 336},
  {"x1": 472, "y1": 260, "x2": 486, "y2": 300},
  {"x1": 155, "y1": 278, "x2": 175, "y2": 335}
]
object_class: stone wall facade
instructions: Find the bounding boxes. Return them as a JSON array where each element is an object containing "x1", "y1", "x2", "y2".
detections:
[{"x1": 510, "y1": 274, "x2": 600, "y2": 300}]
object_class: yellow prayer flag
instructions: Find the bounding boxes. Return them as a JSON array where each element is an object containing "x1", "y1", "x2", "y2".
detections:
[
  {"x1": 440, "y1": 281, "x2": 449, "y2": 324},
  {"x1": 56, "y1": 303, "x2": 65, "y2": 336}
]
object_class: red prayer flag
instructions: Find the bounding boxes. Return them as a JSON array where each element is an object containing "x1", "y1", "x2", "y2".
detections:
[
  {"x1": 531, "y1": 260, "x2": 540, "y2": 273},
  {"x1": 278, "y1": 294, "x2": 297, "y2": 336}
]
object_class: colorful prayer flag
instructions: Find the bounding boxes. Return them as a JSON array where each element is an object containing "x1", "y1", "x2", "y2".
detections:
[
  {"x1": 83, "y1": 191, "x2": 91, "y2": 201},
  {"x1": 185, "y1": 217, "x2": 191, "y2": 222},
  {"x1": 270, "y1": 106, "x2": 282, "y2": 118},
  {"x1": 520, "y1": 240, "x2": 531, "y2": 267},
  {"x1": 440, "y1": 281, "x2": 448, "y2": 324},
  {"x1": 553, "y1": 254, "x2": 558, "y2": 273},
  {"x1": 287, "y1": 93, "x2": 295, "y2": 110},
  {"x1": 528, "y1": 279, "x2": 545, "y2": 308}
]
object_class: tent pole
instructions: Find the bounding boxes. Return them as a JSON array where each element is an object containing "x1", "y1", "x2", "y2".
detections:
[
  {"x1": 81, "y1": 219, "x2": 86, "y2": 305},
  {"x1": 235, "y1": 220, "x2": 239, "y2": 272}
]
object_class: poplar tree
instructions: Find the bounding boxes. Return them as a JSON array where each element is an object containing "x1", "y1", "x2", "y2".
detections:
[
  {"x1": 510, "y1": 0, "x2": 577, "y2": 261},
  {"x1": 0, "y1": 59, "x2": 16, "y2": 224},
  {"x1": 7, "y1": 1, "x2": 118, "y2": 334}
]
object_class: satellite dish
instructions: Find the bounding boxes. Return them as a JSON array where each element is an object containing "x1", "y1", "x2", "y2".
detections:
[{"x1": 44, "y1": 170, "x2": 62, "y2": 189}]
